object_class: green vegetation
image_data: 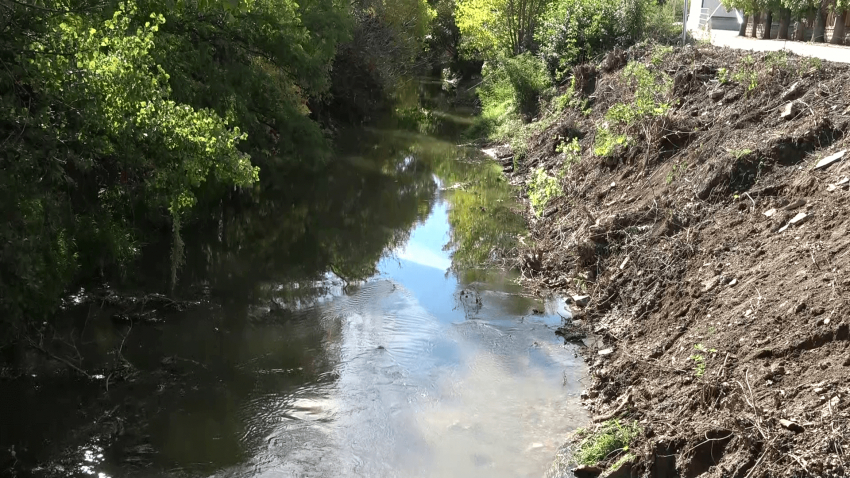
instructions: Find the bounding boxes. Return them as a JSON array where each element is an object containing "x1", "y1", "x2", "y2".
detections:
[
  {"x1": 572, "y1": 419, "x2": 641, "y2": 466},
  {"x1": 1, "y1": 0, "x2": 437, "y2": 333},
  {"x1": 666, "y1": 161, "x2": 688, "y2": 184},
  {"x1": 718, "y1": 67, "x2": 731, "y2": 84},
  {"x1": 528, "y1": 168, "x2": 562, "y2": 216},
  {"x1": 461, "y1": 0, "x2": 681, "y2": 149},
  {"x1": 526, "y1": 137, "x2": 579, "y2": 215},
  {"x1": 651, "y1": 45, "x2": 674, "y2": 66},
  {"x1": 732, "y1": 148, "x2": 754, "y2": 159},
  {"x1": 594, "y1": 62, "x2": 672, "y2": 157},
  {"x1": 537, "y1": 0, "x2": 679, "y2": 80},
  {"x1": 690, "y1": 344, "x2": 718, "y2": 377}
]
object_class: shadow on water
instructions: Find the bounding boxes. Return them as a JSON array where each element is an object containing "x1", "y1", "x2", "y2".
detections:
[{"x1": 0, "y1": 82, "x2": 587, "y2": 478}]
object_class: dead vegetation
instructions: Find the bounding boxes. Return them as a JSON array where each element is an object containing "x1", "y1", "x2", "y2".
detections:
[{"x1": 503, "y1": 44, "x2": 850, "y2": 477}]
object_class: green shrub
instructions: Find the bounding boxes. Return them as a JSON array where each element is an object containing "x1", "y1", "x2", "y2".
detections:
[
  {"x1": 479, "y1": 53, "x2": 552, "y2": 120},
  {"x1": 537, "y1": 0, "x2": 678, "y2": 80},
  {"x1": 528, "y1": 167, "x2": 562, "y2": 215},
  {"x1": 470, "y1": 53, "x2": 551, "y2": 142}
]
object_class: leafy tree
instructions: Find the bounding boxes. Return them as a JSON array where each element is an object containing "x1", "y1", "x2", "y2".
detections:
[
  {"x1": 0, "y1": 0, "x2": 262, "y2": 330},
  {"x1": 536, "y1": 0, "x2": 651, "y2": 77},
  {"x1": 456, "y1": 0, "x2": 552, "y2": 56}
]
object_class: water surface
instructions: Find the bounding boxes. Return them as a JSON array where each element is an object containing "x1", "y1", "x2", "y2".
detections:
[{"x1": 1, "y1": 91, "x2": 587, "y2": 478}]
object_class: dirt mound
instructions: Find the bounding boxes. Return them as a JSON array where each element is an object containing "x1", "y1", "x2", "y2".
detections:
[{"x1": 508, "y1": 44, "x2": 850, "y2": 477}]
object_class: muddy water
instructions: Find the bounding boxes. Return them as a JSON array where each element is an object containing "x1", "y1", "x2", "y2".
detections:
[{"x1": 1, "y1": 89, "x2": 587, "y2": 477}]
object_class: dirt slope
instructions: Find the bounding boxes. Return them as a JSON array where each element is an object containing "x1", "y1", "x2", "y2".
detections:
[{"x1": 505, "y1": 44, "x2": 850, "y2": 477}]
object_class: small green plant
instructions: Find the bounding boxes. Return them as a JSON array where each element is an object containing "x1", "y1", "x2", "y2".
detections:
[
  {"x1": 572, "y1": 420, "x2": 641, "y2": 467},
  {"x1": 717, "y1": 67, "x2": 730, "y2": 84},
  {"x1": 765, "y1": 51, "x2": 789, "y2": 70},
  {"x1": 806, "y1": 57, "x2": 823, "y2": 71},
  {"x1": 528, "y1": 167, "x2": 562, "y2": 216},
  {"x1": 555, "y1": 76, "x2": 590, "y2": 112},
  {"x1": 665, "y1": 161, "x2": 688, "y2": 184},
  {"x1": 594, "y1": 124, "x2": 630, "y2": 157},
  {"x1": 556, "y1": 137, "x2": 581, "y2": 171},
  {"x1": 732, "y1": 69, "x2": 758, "y2": 92},
  {"x1": 732, "y1": 148, "x2": 753, "y2": 159},
  {"x1": 689, "y1": 343, "x2": 717, "y2": 377}
]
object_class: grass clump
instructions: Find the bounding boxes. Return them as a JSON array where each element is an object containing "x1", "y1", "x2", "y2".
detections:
[{"x1": 572, "y1": 419, "x2": 641, "y2": 467}]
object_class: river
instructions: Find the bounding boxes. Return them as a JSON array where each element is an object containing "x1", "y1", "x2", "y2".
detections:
[{"x1": 0, "y1": 82, "x2": 587, "y2": 478}]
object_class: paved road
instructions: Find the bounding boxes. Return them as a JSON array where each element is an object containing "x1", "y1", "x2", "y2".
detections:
[{"x1": 705, "y1": 30, "x2": 850, "y2": 64}]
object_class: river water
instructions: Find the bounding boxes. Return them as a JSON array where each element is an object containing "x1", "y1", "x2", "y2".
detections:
[{"x1": 1, "y1": 84, "x2": 587, "y2": 477}]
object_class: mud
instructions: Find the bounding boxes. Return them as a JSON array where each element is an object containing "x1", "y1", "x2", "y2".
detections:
[{"x1": 506, "y1": 44, "x2": 850, "y2": 477}]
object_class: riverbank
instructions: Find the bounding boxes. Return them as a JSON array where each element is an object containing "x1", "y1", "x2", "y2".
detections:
[{"x1": 500, "y1": 43, "x2": 850, "y2": 477}]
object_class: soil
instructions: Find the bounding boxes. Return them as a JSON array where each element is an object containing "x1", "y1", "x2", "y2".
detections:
[{"x1": 502, "y1": 44, "x2": 850, "y2": 477}]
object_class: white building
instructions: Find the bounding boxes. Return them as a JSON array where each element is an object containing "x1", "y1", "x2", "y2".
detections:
[{"x1": 687, "y1": 0, "x2": 740, "y2": 32}]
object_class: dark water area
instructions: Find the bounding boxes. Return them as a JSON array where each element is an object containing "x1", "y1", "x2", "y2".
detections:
[{"x1": 0, "y1": 82, "x2": 587, "y2": 478}]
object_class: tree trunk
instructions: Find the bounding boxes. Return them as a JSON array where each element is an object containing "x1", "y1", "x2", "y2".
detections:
[
  {"x1": 739, "y1": 14, "x2": 749, "y2": 36},
  {"x1": 778, "y1": 8, "x2": 791, "y2": 40},
  {"x1": 831, "y1": 10, "x2": 848, "y2": 45},
  {"x1": 794, "y1": 15, "x2": 806, "y2": 41},
  {"x1": 763, "y1": 11, "x2": 773, "y2": 39},
  {"x1": 751, "y1": 12, "x2": 761, "y2": 37},
  {"x1": 812, "y1": 2, "x2": 827, "y2": 42}
]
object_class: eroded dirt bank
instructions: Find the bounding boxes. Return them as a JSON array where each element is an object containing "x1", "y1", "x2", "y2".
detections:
[{"x1": 500, "y1": 44, "x2": 850, "y2": 477}]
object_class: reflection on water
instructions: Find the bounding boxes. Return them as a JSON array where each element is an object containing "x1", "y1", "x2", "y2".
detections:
[
  {"x1": 0, "y1": 87, "x2": 587, "y2": 478},
  {"x1": 186, "y1": 202, "x2": 587, "y2": 478}
]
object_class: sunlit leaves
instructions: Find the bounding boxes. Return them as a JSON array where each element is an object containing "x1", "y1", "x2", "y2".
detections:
[{"x1": 28, "y1": 2, "x2": 258, "y2": 216}]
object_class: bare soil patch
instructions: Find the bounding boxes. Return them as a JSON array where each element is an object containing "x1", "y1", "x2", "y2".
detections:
[{"x1": 505, "y1": 44, "x2": 850, "y2": 477}]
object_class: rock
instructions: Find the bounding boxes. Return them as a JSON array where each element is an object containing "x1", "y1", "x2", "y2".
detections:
[
  {"x1": 828, "y1": 178, "x2": 849, "y2": 192},
  {"x1": 702, "y1": 276, "x2": 719, "y2": 292},
  {"x1": 598, "y1": 348, "x2": 614, "y2": 356},
  {"x1": 779, "y1": 418, "x2": 804, "y2": 433},
  {"x1": 728, "y1": 278, "x2": 738, "y2": 286},
  {"x1": 780, "y1": 101, "x2": 800, "y2": 120},
  {"x1": 823, "y1": 396, "x2": 840, "y2": 416},
  {"x1": 573, "y1": 295, "x2": 591, "y2": 307},
  {"x1": 763, "y1": 208, "x2": 777, "y2": 217},
  {"x1": 814, "y1": 150, "x2": 847, "y2": 170},
  {"x1": 572, "y1": 465, "x2": 604, "y2": 478},
  {"x1": 709, "y1": 89, "x2": 724, "y2": 101},
  {"x1": 581, "y1": 389, "x2": 590, "y2": 399},
  {"x1": 781, "y1": 81, "x2": 802, "y2": 101},
  {"x1": 784, "y1": 199, "x2": 806, "y2": 210},
  {"x1": 788, "y1": 212, "x2": 809, "y2": 226}
]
